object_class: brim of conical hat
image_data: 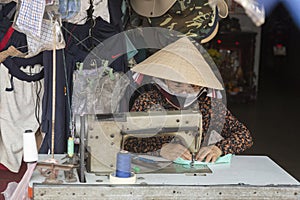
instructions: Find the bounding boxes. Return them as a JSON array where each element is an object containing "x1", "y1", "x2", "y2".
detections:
[
  {"x1": 130, "y1": 0, "x2": 176, "y2": 17},
  {"x1": 131, "y1": 37, "x2": 224, "y2": 90}
]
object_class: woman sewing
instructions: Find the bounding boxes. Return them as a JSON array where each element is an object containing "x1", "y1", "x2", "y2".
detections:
[{"x1": 124, "y1": 37, "x2": 253, "y2": 163}]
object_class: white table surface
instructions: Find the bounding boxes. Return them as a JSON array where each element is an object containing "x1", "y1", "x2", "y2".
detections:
[{"x1": 85, "y1": 155, "x2": 299, "y2": 186}]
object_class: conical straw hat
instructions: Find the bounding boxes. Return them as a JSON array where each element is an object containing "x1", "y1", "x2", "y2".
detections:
[{"x1": 131, "y1": 37, "x2": 224, "y2": 90}]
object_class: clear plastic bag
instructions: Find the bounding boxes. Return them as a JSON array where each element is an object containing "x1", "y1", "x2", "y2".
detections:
[
  {"x1": 234, "y1": 0, "x2": 265, "y2": 26},
  {"x1": 72, "y1": 65, "x2": 130, "y2": 115}
]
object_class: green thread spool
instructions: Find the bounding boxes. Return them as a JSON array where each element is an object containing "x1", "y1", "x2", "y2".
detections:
[{"x1": 67, "y1": 137, "x2": 74, "y2": 157}]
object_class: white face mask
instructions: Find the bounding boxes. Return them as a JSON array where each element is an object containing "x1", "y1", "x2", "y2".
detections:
[{"x1": 153, "y1": 78, "x2": 204, "y2": 107}]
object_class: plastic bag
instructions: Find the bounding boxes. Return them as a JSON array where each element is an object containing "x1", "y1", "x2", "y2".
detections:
[
  {"x1": 72, "y1": 65, "x2": 130, "y2": 115},
  {"x1": 234, "y1": 0, "x2": 265, "y2": 26},
  {"x1": 59, "y1": 0, "x2": 81, "y2": 20}
]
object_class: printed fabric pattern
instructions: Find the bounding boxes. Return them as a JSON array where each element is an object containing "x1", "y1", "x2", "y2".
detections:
[
  {"x1": 124, "y1": 87, "x2": 253, "y2": 156},
  {"x1": 26, "y1": 19, "x2": 65, "y2": 58},
  {"x1": 15, "y1": 0, "x2": 45, "y2": 38},
  {"x1": 148, "y1": 0, "x2": 218, "y2": 41}
]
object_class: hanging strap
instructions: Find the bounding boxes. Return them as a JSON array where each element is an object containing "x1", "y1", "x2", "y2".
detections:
[{"x1": 0, "y1": 26, "x2": 14, "y2": 51}]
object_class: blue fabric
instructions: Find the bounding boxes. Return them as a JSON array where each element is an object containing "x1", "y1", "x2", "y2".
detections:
[
  {"x1": 59, "y1": 0, "x2": 81, "y2": 20},
  {"x1": 39, "y1": 50, "x2": 68, "y2": 154}
]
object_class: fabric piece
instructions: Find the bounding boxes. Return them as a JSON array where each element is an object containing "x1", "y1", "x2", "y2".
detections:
[
  {"x1": 174, "y1": 154, "x2": 233, "y2": 166},
  {"x1": 15, "y1": 0, "x2": 45, "y2": 38},
  {"x1": 65, "y1": 0, "x2": 90, "y2": 25},
  {"x1": 108, "y1": 0, "x2": 124, "y2": 31},
  {"x1": 0, "y1": 30, "x2": 27, "y2": 54},
  {"x1": 59, "y1": 0, "x2": 81, "y2": 20},
  {"x1": 3, "y1": 53, "x2": 44, "y2": 82},
  {"x1": 0, "y1": 46, "x2": 25, "y2": 63},
  {"x1": 0, "y1": 2, "x2": 16, "y2": 41},
  {"x1": 0, "y1": 63, "x2": 43, "y2": 172},
  {"x1": 39, "y1": 50, "x2": 68, "y2": 154},
  {"x1": 93, "y1": 0, "x2": 110, "y2": 23},
  {"x1": 26, "y1": 19, "x2": 65, "y2": 58},
  {"x1": 0, "y1": 26, "x2": 14, "y2": 51}
]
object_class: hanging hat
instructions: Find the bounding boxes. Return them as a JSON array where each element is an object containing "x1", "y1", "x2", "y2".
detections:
[
  {"x1": 130, "y1": 0, "x2": 176, "y2": 17},
  {"x1": 211, "y1": 0, "x2": 229, "y2": 18},
  {"x1": 130, "y1": 0, "x2": 228, "y2": 18},
  {"x1": 131, "y1": 37, "x2": 224, "y2": 90},
  {"x1": 130, "y1": 0, "x2": 228, "y2": 43}
]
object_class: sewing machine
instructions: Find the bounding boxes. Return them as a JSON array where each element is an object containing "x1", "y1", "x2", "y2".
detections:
[{"x1": 77, "y1": 110, "x2": 202, "y2": 175}]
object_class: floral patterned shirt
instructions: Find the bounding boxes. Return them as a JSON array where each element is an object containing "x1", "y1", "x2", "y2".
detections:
[{"x1": 124, "y1": 87, "x2": 253, "y2": 155}]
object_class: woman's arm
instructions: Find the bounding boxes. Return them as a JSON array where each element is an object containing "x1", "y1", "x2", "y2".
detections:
[
  {"x1": 199, "y1": 96, "x2": 253, "y2": 155},
  {"x1": 214, "y1": 103, "x2": 253, "y2": 155}
]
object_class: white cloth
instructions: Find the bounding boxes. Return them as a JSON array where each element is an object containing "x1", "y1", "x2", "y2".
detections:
[
  {"x1": 92, "y1": 0, "x2": 110, "y2": 23},
  {"x1": 15, "y1": 0, "x2": 45, "y2": 37},
  {"x1": 0, "y1": 64, "x2": 43, "y2": 172}
]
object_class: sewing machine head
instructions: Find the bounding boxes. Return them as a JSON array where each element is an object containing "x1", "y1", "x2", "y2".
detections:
[{"x1": 81, "y1": 110, "x2": 202, "y2": 174}]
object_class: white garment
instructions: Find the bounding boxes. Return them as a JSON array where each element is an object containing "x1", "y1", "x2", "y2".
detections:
[
  {"x1": 0, "y1": 64, "x2": 43, "y2": 172},
  {"x1": 93, "y1": 0, "x2": 110, "y2": 23},
  {"x1": 66, "y1": 0, "x2": 90, "y2": 25}
]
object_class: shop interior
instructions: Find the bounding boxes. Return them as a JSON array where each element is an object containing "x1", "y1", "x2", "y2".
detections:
[{"x1": 0, "y1": 0, "x2": 299, "y2": 199}]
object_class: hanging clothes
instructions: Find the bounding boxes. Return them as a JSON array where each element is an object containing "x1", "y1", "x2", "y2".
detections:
[
  {"x1": 64, "y1": 0, "x2": 90, "y2": 25},
  {"x1": 93, "y1": 0, "x2": 110, "y2": 23},
  {"x1": 0, "y1": 0, "x2": 129, "y2": 155},
  {"x1": 0, "y1": 63, "x2": 43, "y2": 172},
  {"x1": 3, "y1": 53, "x2": 44, "y2": 82},
  {"x1": 0, "y1": 2, "x2": 27, "y2": 54},
  {"x1": 39, "y1": 50, "x2": 69, "y2": 154}
]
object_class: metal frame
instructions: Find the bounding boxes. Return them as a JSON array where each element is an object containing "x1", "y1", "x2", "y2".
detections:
[{"x1": 33, "y1": 184, "x2": 300, "y2": 199}]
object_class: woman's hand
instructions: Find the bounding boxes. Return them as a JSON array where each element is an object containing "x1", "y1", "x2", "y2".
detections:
[
  {"x1": 160, "y1": 143, "x2": 192, "y2": 161},
  {"x1": 196, "y1": 145, "x2": 222, "y2": 163}
]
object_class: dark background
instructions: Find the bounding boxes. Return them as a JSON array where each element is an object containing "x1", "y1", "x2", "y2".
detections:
[{"x1": 230, "y1": 2, "x2": 300, "y2": 181}]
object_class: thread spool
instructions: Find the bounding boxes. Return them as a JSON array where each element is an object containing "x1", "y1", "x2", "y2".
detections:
[
  {"x1": 67, "y1": 137, "x2": 74, "y2": 157},
  {"x1": 23, "y1": 130, "x2": 38, "y2": 163},
  {"x1": 116, "y1": 150, "x2": 131, "y2": 178}
]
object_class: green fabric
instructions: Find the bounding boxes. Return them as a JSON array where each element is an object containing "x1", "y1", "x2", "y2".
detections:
[{"x1": 174, "y1": 154, "x2": 233, "y2": 166}]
